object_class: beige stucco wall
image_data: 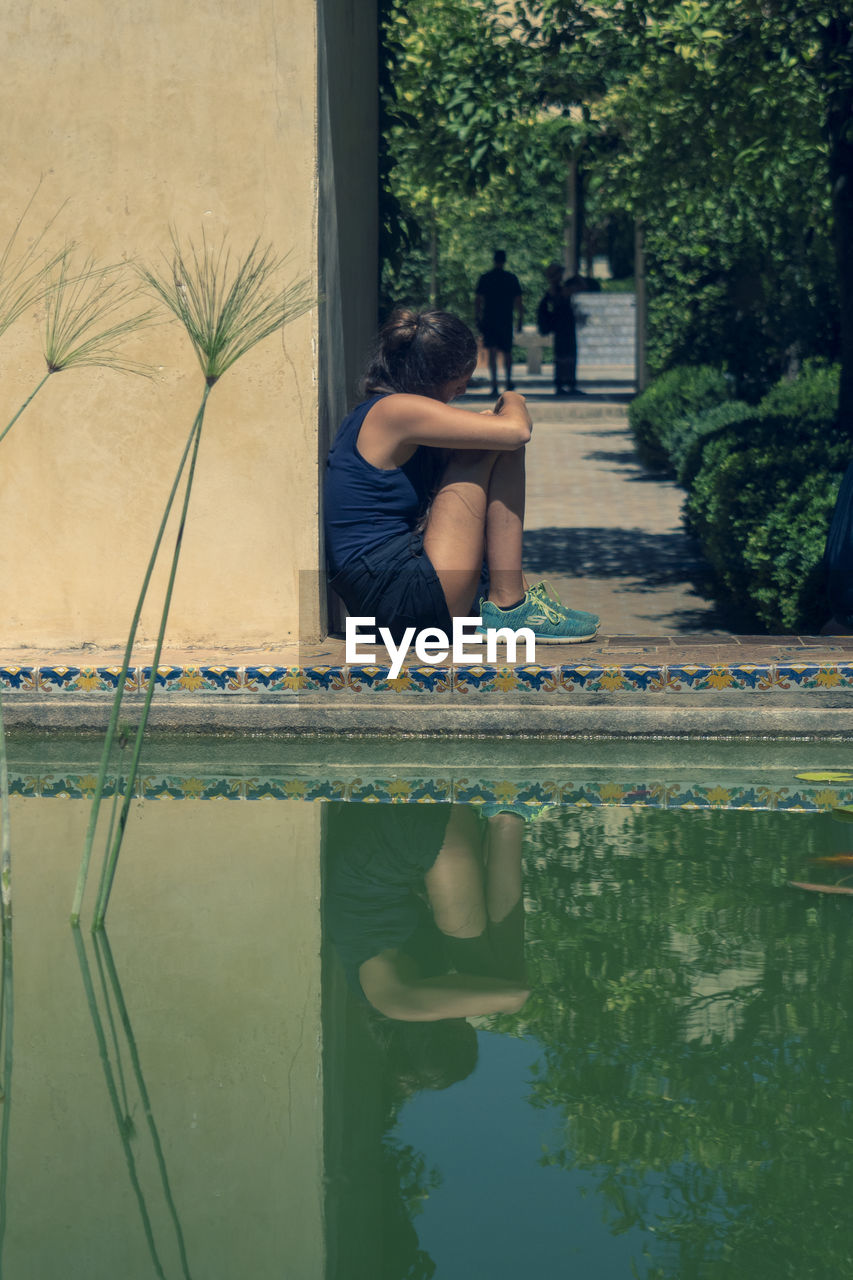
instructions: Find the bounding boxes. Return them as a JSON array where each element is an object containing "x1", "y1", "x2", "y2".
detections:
[
  {"x1": 6, "y1": 795, "x2": 324, "y2": 1278},
  {"x1": 0, "y1": 0, "x2": 376, "y2": 650}
]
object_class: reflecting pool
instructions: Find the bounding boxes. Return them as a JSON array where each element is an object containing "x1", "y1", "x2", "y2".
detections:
[{"x1": 3, "y1": 740, "x2": 853, "y2": 1278}]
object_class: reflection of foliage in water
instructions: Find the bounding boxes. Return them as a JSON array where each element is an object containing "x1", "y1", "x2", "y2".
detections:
[
  {"x1": 512, "y1": 808, "x2": 853, "y2": 1279},
  {"x1": 379, "y1": 1136, "x2": 440, "y2": 1280},
  {"x1": 384, "y1": 1139, "x2": 441, "y2": 1221}
]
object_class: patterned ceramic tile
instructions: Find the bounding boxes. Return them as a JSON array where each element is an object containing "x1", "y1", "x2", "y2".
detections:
[
  {"x1": 37, "y1": 666, "x2": 82, "y2": 693},
  {"x1": 8, "y1": 773, "x2": 37, "y2": 797},
  {"x1": 407, "y1": 777, "x2": 454, "y2": 801},
  {"x1": 297, "y1": 776, "x2": 349, "y2": 802},
  {"x1": 242, "y1": 665, "x2": 339, "y2": 693},
  {"x1": 450, "y1": 665, "x2": 557, "y2": 693},
  {"x1": 37, "y1": 665, "x2": 124, "y2": 693},
  {"x1": 558, "y1": 665, "x2": 607, "y2": 692},
  {"x1": 728, "y1": 664, "x2": 775, "y2": 690},
  {"x1": 98, "y1": 666, "x2": 140, "y2": 692},
  {"x1": 452, "y1": 666, "x2": 500, "y2": 694},
  {"x1": 775, "y1": 663, "x2": 853, "y2": 691},
  {"x1": 663, "y1": 664, "x2": 767, "y2": 692},
  {"x1": 558, "y1": 664, "x2": 664, "y2": 692},
  {"x1": 0, "y1": 666, "x2": 37, "y2": 692},
  {"x1": 620, "y1": 664, "x2": 666, "y2": 692},
  {"x1": 38, "y1": 772, "x2": 127, "y2": 800},
  {"x1": 664, "y1": 665, "x2": 709, "y2": 691},
  {"x1": 340, "y1": 666, "x2": 389, "y2": 692},
  {"x1": 9, "y1": 765, "x2": 853, "y2": 813},
  {"x1": 245, "y1": 778, "x2": 291, "y2": 801},
  {"x1": 3, "y1": 655, "x2": 852, "y2": 703},
  {"x1": 338, "y1": 665, "x2": 451, "y2": 694},
  {"x1": 197, "y1": 665, "x2": 243, "y2": 692},
  {"x1": 138, "y1": 665, "x2": 185, "y2": 691},
  {"x1": 513, "y1": 665, "x2": 560, "y2": 692},
  {"x1": 143, "y1": 665, "x2": 244, "y2": 693},
  {"x1": 452, "y1": 777, "x2": 501, "y2": 804},
  {"x1": 243, "y1": 665, "x2": 288, "y2": 691},
  {"x1": 344, "y1": 775, "x2": 452, "y2": 802}
]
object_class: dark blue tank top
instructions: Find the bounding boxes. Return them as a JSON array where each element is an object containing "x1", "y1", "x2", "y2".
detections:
[{"x1": 324, "y1": 395, "x2": 444, "y2": 577}]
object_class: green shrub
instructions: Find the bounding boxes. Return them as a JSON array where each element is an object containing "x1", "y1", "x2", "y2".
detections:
[
  {"x1": 628, "y1": 365, "x2": 731, "y2": 471},
  {"x1": 684, "y1": 363, "x2": 847, "y2": 630},
  {"x1": 755, "y1": 358, "x2": 840, "y2": 426},
  {"x1": 673, "y1": 399, "x2": 759, "y2": 490}
]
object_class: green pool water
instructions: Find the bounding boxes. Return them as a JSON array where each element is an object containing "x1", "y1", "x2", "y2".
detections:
[{"x1": 2, "y1": 735, "x2": 853, "y2": 1278}]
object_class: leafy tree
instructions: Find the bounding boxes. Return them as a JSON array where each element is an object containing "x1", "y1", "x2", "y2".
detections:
[
  {"x1": 519, "y1": 1, "x2": 847, "y2": 401},
  {"x1": 380, "y1": 0, "x2": 575, "y2": 318},
  {"x1": 508, "y1": 807, "x2": 853, "y2": 1278},
  {"x1": 382, "y1": 1, "x2": 853, "y2": 418}
]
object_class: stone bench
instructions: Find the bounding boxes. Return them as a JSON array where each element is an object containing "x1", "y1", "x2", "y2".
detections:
[{"x1": 514, "y1": 327, "x2": 549, "y2": 374}]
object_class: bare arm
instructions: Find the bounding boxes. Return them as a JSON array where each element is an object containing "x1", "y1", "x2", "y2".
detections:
[
  {"x1": 359, "y1": 950, "x2": 530, "y2": 1022},
  {"x1": 358, "y1": 391, "x2": 532, "y2": 469},
  {"x1": 514, "y1": 293, "x2": 524, "y2": 332}
]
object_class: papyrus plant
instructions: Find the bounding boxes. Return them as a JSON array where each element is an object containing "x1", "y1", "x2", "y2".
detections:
[
  {"x1": 0, "y1": 230, "x2": 152, "y2": 1238},
  {"x1": 72, "y1": 234, "x2": 313, "y2": 926},
  {"x1": 0, "y1": 251, "x2": 155, "y2": 446}
]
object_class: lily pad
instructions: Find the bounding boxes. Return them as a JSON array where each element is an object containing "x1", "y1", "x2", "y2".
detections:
[
  {"x1": 831, "y1": 807, "x2": 853, "y2": 823},
  {"x1": 794, "y1": 771, "x2": 853, "y2": 782}
]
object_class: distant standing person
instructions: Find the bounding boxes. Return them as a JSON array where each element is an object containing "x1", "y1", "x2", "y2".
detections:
[
  {"x1": 536, "y1": 263, "x2": 585, "y2": 397},
  {"x1": 475, "y1": 249, "x2": 523, "y2": 396}
]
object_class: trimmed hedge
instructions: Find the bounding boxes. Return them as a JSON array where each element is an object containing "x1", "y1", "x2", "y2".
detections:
[
  {"x1": 674, "y1": 399, "x2": 758, "y2": 490},
  {"x1": 627, "y1": 364, "x2": 731, "y2": 471},
  {"x1": 683, "y1": 364, "x2": 846, "y2": 632}
]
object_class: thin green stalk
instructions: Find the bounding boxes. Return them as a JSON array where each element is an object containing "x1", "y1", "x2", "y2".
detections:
[
  {"x1": 0, "y1": 916, "x2": 13, "y2": 1270},
  {"x1": 71, "y1": 398, "x2": 209, "y2": 923},
  {"x1": 95, "y1": 930, "x2": 194, "y2": 1279},
  {"x1": 72, "y1": 926, "x2": 166, "y2": 1279},
  {"x1": 0, "y1": 371, "x2": 52, "y2": 448},
  {"x1": 92, "y1": 384, "x2": 212, "y2": 927},
  {"x1": 92, "y1": 926, "x2": 133, "y2": 1125},
  {"x1": 0, "y1": 692, "x2": 10, "y2": 925}
]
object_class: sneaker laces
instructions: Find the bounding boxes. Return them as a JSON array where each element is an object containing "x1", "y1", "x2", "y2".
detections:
[
  {"x1": 526, "y1": 582, "x2": 564, "y2": 624},
  {"x1": 528, "y1": 580, "x2": 566, "y2": 622}
]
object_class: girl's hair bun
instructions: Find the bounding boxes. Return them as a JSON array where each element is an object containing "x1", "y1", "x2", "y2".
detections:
[
  {"x1": 384, "y1": 308, "x2": 419, "y2": 348},
  {"x1": 361, "y1": 308, "x2": 477, "y2": 398}
]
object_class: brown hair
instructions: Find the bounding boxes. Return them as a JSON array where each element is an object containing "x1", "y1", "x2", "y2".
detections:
[{"x1": 361, "y1": 308, "x2": 478, "y2": 397}]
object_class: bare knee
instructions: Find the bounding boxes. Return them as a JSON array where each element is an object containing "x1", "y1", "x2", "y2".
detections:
[{"x1": 442, "y1": 448, "x2": 501, "y2": 477}]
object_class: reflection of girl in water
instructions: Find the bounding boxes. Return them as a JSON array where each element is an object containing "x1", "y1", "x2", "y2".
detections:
[{"x1": 325, "y1": 802, "x2": 530, "y2": 1090}]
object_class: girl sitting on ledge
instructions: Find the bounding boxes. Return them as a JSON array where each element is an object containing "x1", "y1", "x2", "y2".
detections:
[{"x1": 324, "y1": 308, "x2": 600, "y2": 644}]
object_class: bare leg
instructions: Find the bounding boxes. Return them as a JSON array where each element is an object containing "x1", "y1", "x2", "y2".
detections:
[
  {"x1": 423, "y1": 447, "x2": 526, "y2": 615},
  {"x1": 488, "y1": 347, "x2": 499, "y2": 392},
  {"x1": 485, "y1": 446, "x2": 525, "y2": 607},
  {"x1": 424, "y1": 805, "x2": 486, "y2": 939},
  {"x1": 504, "y1": 347, "x2": 514, "y2": 390},
  {"x1": 483, "y1": 813, "x2": 523, "y2": 923},
  {"x1": 484, "y1": 814, "x2": 525, "y2": 980}
]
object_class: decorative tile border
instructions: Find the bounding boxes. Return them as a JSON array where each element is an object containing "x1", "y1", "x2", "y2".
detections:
[
  {"x1": 8, "y1": 768, "x2": 853, "y2": 812},
  {"x1": 2, "y1": 660, "x2": 853, "y2": 698}
]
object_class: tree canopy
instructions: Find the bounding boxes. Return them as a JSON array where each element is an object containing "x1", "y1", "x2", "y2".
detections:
[{"x1": 381, "y1": 1, "x2": 852, "y2": 413}]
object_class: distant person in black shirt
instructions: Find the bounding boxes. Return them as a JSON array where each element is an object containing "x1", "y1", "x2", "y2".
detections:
[
  {"x1": 475, "y1": 249, "x2": 523, "y2": 396},
  {"x1": 536, "y1": 263, "x2": 586, "y2": 397}
]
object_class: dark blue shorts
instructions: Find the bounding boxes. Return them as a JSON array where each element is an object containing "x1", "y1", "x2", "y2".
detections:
[
  {"x1": 330, "y1": 530, "x2": 490, "y2": 643},
  {"x1": 329, "y1": 529, "x2": 454, "y2": 642}
]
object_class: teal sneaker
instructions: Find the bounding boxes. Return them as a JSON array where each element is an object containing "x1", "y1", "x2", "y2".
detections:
[{"x1": 477, "y1": 580, "x2": 600, "y2": 644}]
